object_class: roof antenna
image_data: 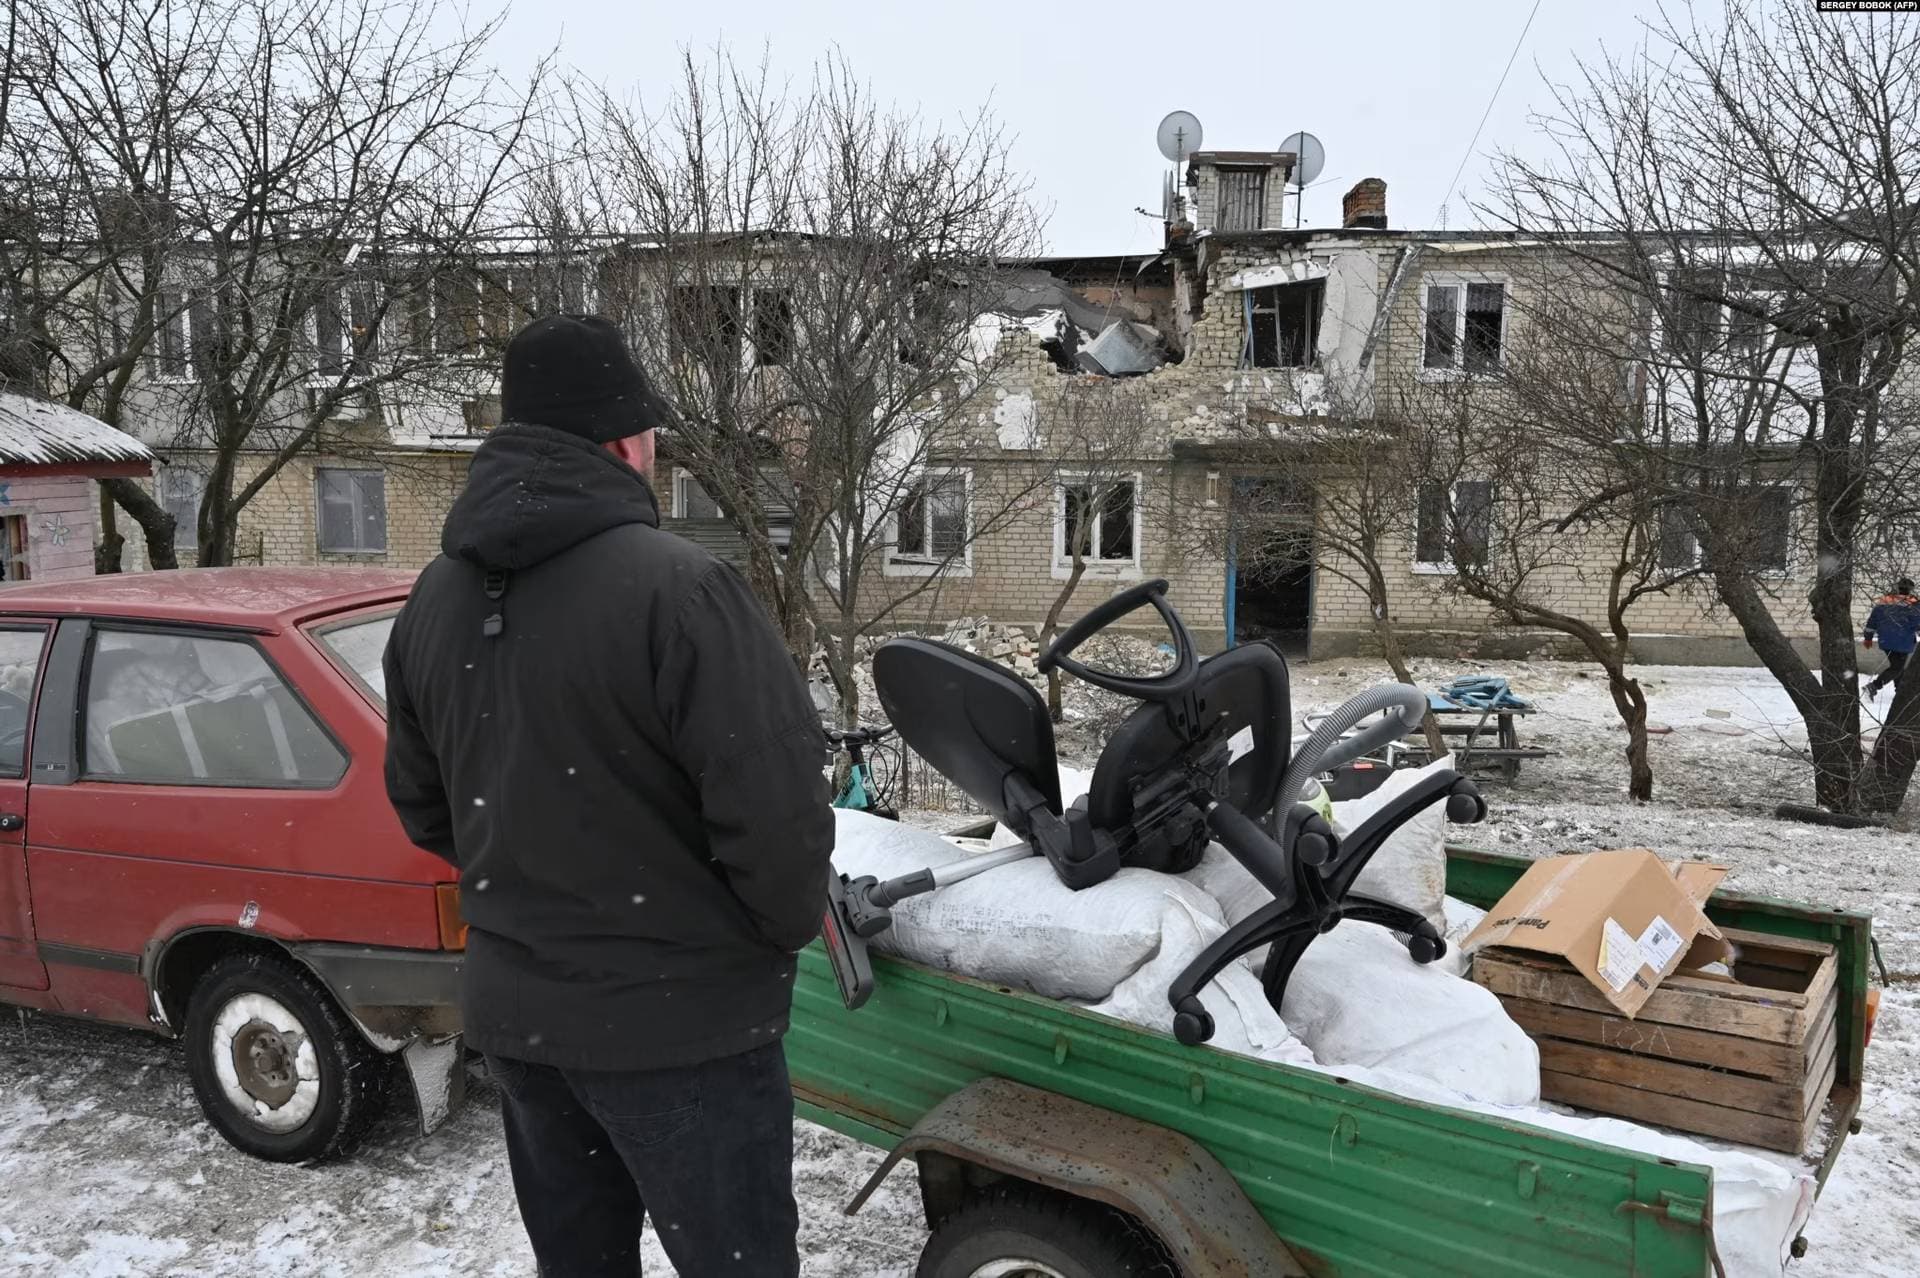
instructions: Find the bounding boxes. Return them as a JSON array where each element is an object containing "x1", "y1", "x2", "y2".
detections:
[{"x1": 1156, "y1": 111, "x2": 1205, "y2": 224}]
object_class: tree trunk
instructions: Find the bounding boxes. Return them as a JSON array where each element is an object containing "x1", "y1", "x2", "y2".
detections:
[
  {"x1": 1366, "y1": 574, "x2": 1446, "y2": 759},
  {"x1": 102, "y1": 478, "x2": 178, "y2": 571},
  {"x1": 95, "y1": 485, "x2": 126, "y2": 575},
  {"x1": 1861, "y1": 658, "x2": 1920, "y2": 814},
  {"x1": 1602, "y1": 663, "x2": 1654, "y2": 801},
  {"x1": 1041, "y1": 558, "x2": 1089, "y2": 725}
]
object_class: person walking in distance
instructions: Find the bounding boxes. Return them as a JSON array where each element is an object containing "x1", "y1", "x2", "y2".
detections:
[
  {"x1": 1863, "y1": 577, "x2": 1920, "y2": 699},
  {"x1": 383, "y1": 314, "x2": 834, "y2": 1277}
]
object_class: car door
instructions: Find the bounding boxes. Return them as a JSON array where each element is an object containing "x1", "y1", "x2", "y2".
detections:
[{"x1": 0, "y1": 623, "x2": 50, "y2": 990}]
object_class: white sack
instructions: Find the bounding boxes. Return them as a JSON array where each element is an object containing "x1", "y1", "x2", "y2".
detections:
[
  {"x1": 832, "y1": 808, "x2": 1226, "y2": 1003},
  {"x1": 1283, "y1": 919, "x2": 1540, "y2": 1106},
  {"x1": 1080, "y1": 890, "x2": 1315, "y2": 1066},
  {"x1": 1333, "y1": 759, "x2": 1450, "y2": 934}
]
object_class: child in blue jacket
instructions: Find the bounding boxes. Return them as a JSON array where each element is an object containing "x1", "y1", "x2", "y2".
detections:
[{"x1": 1863, "y1": 577, "x2": 1919, "y2": 697}]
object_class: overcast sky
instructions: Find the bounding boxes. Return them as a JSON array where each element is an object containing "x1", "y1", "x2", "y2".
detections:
[{"x1": 485, "y1": 1, "x2": 1683, "y2": 255}]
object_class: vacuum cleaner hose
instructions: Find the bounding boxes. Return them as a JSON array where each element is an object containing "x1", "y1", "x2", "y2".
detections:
[{"x1": 1279, "y1": 684, "x2": 1428, "y2": 809}]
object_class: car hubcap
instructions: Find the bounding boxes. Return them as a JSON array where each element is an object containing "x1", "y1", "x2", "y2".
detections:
[
  {"x1": 210, "y1": 992, "x2": 320, "y2": 1132},
  {"x1": 968, "y1": 1263, "x2": 1068, "y2": 1278}
]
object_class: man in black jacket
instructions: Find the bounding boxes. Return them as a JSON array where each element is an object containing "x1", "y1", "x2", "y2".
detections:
[{"x1": 383, "y1": 314, "x2": 834, "y2": 1278}]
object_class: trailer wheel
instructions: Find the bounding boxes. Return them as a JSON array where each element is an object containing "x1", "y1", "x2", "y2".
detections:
[
  {"x1": 183, "y1": 951, "x2": 391, "y2": 1162},
  {"x1": 916, "y1": 1185, "x2": 1171, "y2": 1278}
]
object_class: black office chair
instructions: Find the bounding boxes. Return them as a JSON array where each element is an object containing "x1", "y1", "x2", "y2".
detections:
[{"x1": 868, "y1": 580, "x2": 1486, "y2": 1044}]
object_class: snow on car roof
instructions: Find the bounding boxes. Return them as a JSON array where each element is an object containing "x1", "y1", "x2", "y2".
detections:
[
  {"x1": 0, "y1": 567, "x2": 417, "y2": 629},
  {"x1": 0, "y1": 392, "x2": 154, "y2": 467}
]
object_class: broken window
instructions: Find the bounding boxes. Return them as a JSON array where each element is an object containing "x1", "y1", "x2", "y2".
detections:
[
  {"x1": 1415, "y1": 480, "x2": 1492, "y2": 567},
  {"x1": 1216, "y1": 167, "x2": 1268, "y2": 232},
  {"x1": 1246, "y1": 281, "x2": 1323, "y2": 369},
  {"x1": 754, "y1": 289, "x2": 794, "y2": 366},
  {"x1": 312, "y1": 284, "x2": 376, "y2": 379},
  {"x1": 895, "y1": 472, "x2": 969, "y2": 562},
  {"x1": 0, "y1": 517, "x2": 28, "y2": 583},
  {"x1": 1422, "y1": 280, "x2": 1506, "y2": 373},
  {"x1": 1060, "y1": 479, "x2": 1137, "y2": 565},
  {"x1": 1462, "y1": 283, "x2": 1506, "y2": 372},
  {"x1": 672, "y1": 285, "x2": 743, "y2": 380}
]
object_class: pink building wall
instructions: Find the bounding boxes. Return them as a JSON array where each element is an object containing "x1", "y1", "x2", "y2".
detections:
[{"x1": 0, "y1": 473, "x2": 99, "y2": 582}]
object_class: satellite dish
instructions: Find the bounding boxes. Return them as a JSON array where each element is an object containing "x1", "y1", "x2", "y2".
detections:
[
  {"x1": 1156, "y1": 111, "x2": 1204, "y2": 164},
  {"x1": 1280, "y1": 131, "x2": 1326, "y2": 188}
]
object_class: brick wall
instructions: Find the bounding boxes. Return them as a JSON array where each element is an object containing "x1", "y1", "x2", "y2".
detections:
[{"x1": 112, "y1": 449, "x2": 470, "y2": 572}]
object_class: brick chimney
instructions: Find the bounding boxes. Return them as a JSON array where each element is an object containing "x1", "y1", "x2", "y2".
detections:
[{"x1": 1342, "y1": 178, "x2": 1388, "y2": 230}]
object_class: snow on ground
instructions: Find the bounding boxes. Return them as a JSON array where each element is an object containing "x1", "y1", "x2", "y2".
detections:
[{"x1": 0, "y1": 656, "x2": 1914, "y2": 1276}]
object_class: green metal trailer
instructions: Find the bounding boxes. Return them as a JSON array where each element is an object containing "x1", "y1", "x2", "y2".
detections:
[{"x1": 787, "y1": 844, "x2": 1871, "y2": 1278}]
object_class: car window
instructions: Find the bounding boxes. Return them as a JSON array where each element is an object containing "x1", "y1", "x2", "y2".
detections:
[
  {"x1": 0, "y1": 628, "x2": 44, "y2": 777},
  {"x1": 83, "y1": 630, "x2": 346, "y2": 787},
  {"x1": 313, "y1": 613, "x2": 394, "y2": 708}
]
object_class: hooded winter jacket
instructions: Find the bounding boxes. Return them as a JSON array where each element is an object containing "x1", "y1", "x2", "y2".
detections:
[
  {"x1": 1864, "y1": 594, "x2": 1920, "y2": 655},
  {"x1": 383, "y1": 423, "x2": 834, "y2": 1070}
]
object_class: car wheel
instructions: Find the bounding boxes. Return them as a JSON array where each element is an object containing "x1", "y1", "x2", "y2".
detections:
[
  {"x1": 183, "y1": 951, "x2": 390, "y2": 1162},
  {"x1": 916, "y1": 1187, "x2": 1172, "y2": 1278}
]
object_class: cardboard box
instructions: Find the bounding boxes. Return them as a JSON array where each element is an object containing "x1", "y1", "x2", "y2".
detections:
[{"x1": 1460, "y1": 849, "x2": 1732, "y2": 1017}]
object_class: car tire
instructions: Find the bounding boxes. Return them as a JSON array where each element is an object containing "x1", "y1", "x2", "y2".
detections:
[
  {"x1": 916, "y1": 1186, "x2": 1172, "y2": 1278},
  {"x1": 183, "y1": 951, "x2": 391, "y2": 1162}
]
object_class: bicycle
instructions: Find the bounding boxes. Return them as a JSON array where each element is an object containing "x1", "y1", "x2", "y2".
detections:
[{"x1": 827, "y1": 724, "x2": 901, "y2": 821}]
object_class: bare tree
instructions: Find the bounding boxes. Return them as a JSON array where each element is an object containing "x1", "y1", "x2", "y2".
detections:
[
  {"x1": 1489, "y1": 2, "x2": 1920, "y2": 813},
  {"x1": 4, "y1": 0, "x2": 546, "y2": 566},
  {"x1": 1033, "y1": 377, "x2": 1163, "y2": 722},
  {"x1": 565, "y1": 49, "x2": 1046, "y2": 720}
]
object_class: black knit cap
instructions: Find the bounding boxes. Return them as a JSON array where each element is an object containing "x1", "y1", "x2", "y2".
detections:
[{"x1": 499, "y1": 313, "x2": 672, "y2": 443}]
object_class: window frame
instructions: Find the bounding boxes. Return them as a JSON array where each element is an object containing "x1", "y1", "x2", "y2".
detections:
[
  {"x1": 0, "y1": 624, "x2": 50, "y2": 780},
  {"x1": 314, "y1": 467, "x2": 389, "y2": 556},
  {"x1": 672, "y1": 469, "x2": 724, "y2": 520},
  {"x1": 752, "y1": 288, "x2": 795, "y2": 367},
  {"x1": 156, "y1": 464, "x2": 207, "y2": 552},
  {"x1": 77, "y1": 623, "x2": 350, "y2": 790},
  {"x1": 885, "y1": 467, "x2": 974, "y2": 577},
  {"x1": 1244, "y1": 279, "x2": 1325, "y2": 370},
  {"x1": 1418, "y1": 272, "x2": 1509, "y2": 381},
  {"x1": 148, "y1": 290, "x2": 197, "y2": 384},
  {"x1": 1413, "y1": 478, "x2": 1494, "y2": 574},
  {"x1": 1052, "y1": 471, "x2": 1145, "y2": 581},
  {"x1": 306, "y1": 607, "x2": 399, "y2": 714},
  {"x1": 0, "y1": 515, "x2": 29, "y2": 583}
]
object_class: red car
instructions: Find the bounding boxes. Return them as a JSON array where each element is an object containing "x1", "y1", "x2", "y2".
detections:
[{"x1": 0, "y1": 568, "x2": 466, "y2": 1162}]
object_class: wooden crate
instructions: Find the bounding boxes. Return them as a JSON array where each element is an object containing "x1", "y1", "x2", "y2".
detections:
[{"x1": 1473, "y1": 927, "x2": 1838, "y2": 1153}]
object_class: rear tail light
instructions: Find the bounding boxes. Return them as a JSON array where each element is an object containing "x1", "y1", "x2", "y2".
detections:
[{"x1": 435, "y1": 883, "x2": 468, "y2": 951}]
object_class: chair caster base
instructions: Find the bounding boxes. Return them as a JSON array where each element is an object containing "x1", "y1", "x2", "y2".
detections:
[
  {"x1": 1172, "y1": 998, "x2": 1215, "y2": 1046},
  {"x1": 1407, "y1": 928, "x2": 1446, "y2": 965}
]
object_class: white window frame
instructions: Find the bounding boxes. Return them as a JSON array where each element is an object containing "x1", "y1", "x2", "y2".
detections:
[
  {"x1": 1413, "y1": 478, "x2": 1494, "y2": 574},
  {"x1": 315, "y1": 467, "x2": 389, "y2": 556},
  {"x1": 885, "y1": 467, "x2": 974, "y2": 578},
  {"x1": 672, "y1": 468, "x2": 723, "y2": 520},
  {"x1": 1052, "y1": 471, "x2": 1145, "y2": 581},
  {"x1": 149, "y1": 291, "x2": 196, "y2": 384},
  {"x1": 156, "y1": 464, "x2": 208, "y2": 551},
  {"x1": 1417, "y1": 272, "x2": 1509, "y2": 382}
]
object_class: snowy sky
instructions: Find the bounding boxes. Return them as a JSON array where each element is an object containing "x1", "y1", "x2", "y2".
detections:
[{"x1": 482, "y1": 1, "x2": 1679, "y2": 256}]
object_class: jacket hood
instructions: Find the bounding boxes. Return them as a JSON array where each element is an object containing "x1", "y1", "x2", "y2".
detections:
[{"x1": 442, "y1": 422, "x2": 660, "y2": 570}]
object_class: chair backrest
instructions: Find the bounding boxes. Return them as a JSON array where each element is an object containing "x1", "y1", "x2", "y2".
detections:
[
  {"x1": 1083, "y1": 641, "x2": 1292, "y2": 872},
  {"x1": 872, "y1": 638, "x2": 1063, "y2": 831}
]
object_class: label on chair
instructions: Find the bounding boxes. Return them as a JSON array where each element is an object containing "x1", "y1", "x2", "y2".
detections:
[{"x1": 1227, "y1": 725, "x2": 1256, "y2": 762}]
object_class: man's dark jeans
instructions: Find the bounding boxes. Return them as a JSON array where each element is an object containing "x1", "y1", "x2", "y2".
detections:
[
  {"x1": 486, "y1": 1042, "x2": 799, "y2": 1277},
  {"x1": 1869, "y1": 648, "x2": 1910, "y2": 695}
]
